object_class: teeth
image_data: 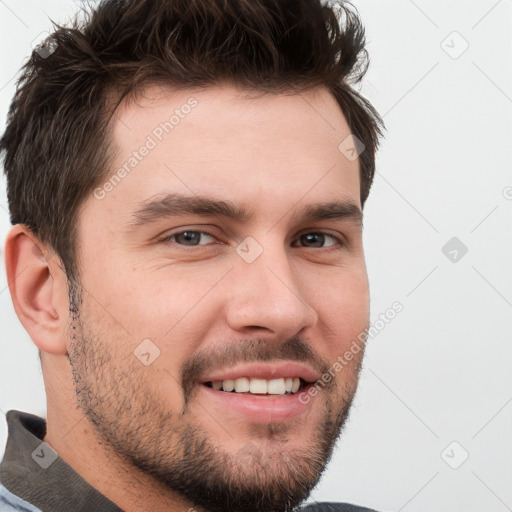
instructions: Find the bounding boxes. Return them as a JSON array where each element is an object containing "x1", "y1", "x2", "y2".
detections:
[
  {"x1": 209, "y1": 376, "x2": 305, "y2": 395},
  {"x1": 249, "y1": 378, "x2": 267, "y2": 394},
  {"x1": 268, "y1": 378, "x2": 286, "y2": 395},
  {"x1": 222, "y1": 379, "x2": 235, "y2": 392},
  {"x1": 234, "y1": 377, "x2": 250, "y2": 393}
]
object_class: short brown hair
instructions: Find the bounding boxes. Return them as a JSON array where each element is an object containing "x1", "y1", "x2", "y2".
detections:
[{"x1": 1, "y1": 0, "x2": 383, "y2": 283}]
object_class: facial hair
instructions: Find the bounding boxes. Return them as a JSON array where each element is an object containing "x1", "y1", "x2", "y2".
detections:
[{"x1": 65, "y1": 280, "x2": 365, "y2": 512}]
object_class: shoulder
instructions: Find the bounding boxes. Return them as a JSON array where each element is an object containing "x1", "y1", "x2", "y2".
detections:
[{"x1": 299, "y1": 502, "x2": 380, "y2": 512}]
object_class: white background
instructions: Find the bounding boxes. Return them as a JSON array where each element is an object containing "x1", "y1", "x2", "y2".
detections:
[{"x1": 0, "y1": 1, "x2": 511, "y2": 511}]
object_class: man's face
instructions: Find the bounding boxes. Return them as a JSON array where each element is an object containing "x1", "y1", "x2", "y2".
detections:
[{"x1": 68, "y1": 84, "x2": 369, "y2": 512}]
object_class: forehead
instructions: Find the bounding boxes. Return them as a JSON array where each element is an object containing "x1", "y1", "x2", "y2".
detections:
[
  {"x1": 115, "y1": 83, "x2": 350, "y2": 141},
  {"x1": 82, "y1": 83, "x2": 361, "y2": 232}
]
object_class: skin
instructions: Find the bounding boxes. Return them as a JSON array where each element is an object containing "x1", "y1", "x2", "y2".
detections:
[{"x1": 5, "y1": 83, "x2": 370, "y2": 512}]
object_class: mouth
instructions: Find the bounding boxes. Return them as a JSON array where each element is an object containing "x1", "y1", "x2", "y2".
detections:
[
  {"x1": 202, "y1": 377, "x2": 311, "y2": 396},
  {"x1": 196, "y1": 362, "x2": 321, "y2": 423}
]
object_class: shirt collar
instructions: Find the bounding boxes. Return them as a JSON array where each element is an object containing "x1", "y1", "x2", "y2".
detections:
[{"x1": 0, "y1": 410, "x2": 123, "y2": 512}]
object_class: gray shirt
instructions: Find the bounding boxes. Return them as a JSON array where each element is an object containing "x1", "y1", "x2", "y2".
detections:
[{"x1": 0, "y1": 410, "x2": 378, "y2": 512}]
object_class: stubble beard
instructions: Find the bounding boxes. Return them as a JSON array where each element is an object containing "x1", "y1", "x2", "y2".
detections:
[{"x1": 65, "y1": 280, "x2": 364, "y2": 512}]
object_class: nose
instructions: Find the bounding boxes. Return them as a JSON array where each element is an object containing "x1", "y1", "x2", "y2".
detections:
[{"x1": 224, "y1": 239, "x2": 318, "y2": 338}]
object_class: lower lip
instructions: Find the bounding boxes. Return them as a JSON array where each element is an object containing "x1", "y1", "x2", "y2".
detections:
[{"x1": 198, "y1": 383, "x2": 314, "y2": 423}]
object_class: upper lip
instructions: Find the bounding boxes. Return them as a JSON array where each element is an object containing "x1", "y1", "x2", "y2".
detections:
[{"x1": 198, "y1": 361, "x2": 321, "y2": 384}]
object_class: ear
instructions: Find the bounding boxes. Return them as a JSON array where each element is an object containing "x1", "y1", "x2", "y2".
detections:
[{"x1": 4, "y1": 224, "x2": 69, "y2": 355}]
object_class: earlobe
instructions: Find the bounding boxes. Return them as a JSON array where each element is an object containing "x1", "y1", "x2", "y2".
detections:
[{"x1": 4, "y1": 225, "x2": 68, "y2": 355}]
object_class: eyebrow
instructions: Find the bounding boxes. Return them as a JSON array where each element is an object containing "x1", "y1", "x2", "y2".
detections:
[{"x1": 129, "y1": 192, "x2": 363, "y2": 228}]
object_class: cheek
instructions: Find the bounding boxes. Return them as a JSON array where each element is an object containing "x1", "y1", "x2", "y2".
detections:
[
  {"x1": 137, "y1": 265, "x2": 229, "y2": 337},
  {"x1": 81, "y1": 250, "x2": 229, "y2": 340},
  {"x1": 313, "y1": 267, "x2": 369, "y2": 354}
]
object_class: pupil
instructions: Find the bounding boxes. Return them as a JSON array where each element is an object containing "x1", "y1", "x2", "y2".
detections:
[
  {"x1": 179, "y1": 231, "x2": 199, "y2": 245},
  {"x1": 302, "y1": 233, "x2": 323, "y2": 247}
]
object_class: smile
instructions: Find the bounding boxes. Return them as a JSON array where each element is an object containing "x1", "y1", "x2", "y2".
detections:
[{"x1": 203, "y1": 377, "x2": 309, "y2": 395}]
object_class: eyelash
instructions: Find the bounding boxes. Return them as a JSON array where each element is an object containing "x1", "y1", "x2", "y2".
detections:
[{"x1": 158, "y1": 230, "x2": 344, "y2": 250}]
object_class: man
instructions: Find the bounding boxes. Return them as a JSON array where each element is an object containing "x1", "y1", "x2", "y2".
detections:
[{"x1": 0, "y1": 0, "x2": 383, "y2": 511}]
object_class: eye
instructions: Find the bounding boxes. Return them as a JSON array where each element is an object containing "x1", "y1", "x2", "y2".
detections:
[
  {"x1": 159, "y1": 230, "x2": 217, "y2": 247},
  {"x1": 293, "y1": 232, "x2": 342, "y2": 249},
  {"x1": 158, "y1": 229, "x2": 344, "y2": 250}
]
